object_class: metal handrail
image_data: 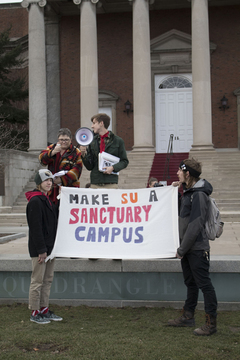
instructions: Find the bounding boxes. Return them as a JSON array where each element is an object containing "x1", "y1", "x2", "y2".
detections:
[{"x1": 163, "y1": 134, "x2": 174, "y2": 181}]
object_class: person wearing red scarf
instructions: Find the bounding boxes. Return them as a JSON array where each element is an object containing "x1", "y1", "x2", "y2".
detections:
[{"x1": 80, "y1": 113, "x2": 129, "y2": 189}]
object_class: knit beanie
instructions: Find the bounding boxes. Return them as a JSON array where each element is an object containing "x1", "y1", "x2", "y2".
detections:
[{"x1": 34, "y1": 169, "x2": 54, "y2": 185}]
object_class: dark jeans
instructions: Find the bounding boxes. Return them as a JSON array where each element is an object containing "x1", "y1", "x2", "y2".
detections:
[{"x1": 181, "y1": 250, "x2": 217, "y2": 317}]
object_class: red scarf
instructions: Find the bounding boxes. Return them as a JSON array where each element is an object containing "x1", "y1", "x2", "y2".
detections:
[{"x1": 100, "y1": 132, "x2": 109, "y2": 153}]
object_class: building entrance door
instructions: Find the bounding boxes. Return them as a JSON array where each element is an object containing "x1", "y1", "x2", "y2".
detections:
[{"x1": 155, "y1": 74, "x2": 193, "y2": 153}]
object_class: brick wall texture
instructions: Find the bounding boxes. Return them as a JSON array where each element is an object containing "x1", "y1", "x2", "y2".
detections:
[{"x1": 1, "y1": 4, "x2": 240, "y2": 150}]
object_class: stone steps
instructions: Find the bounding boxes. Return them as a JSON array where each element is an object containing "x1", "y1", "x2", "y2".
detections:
[
  {"x1": 218, "y1": 205, "x2": 240, "y2": 211},
  {"x1": 0, "y1": 150, "x2": 239, "y2": 225},
  {"x1": 0, "y1": 151, "x2": 155, "y2": 226},
  {"x1": 220, "y1": 211, "x2": 240, "y2": 221},
  {"x1": 192, "y1": 150, "x2": 240, "y2": 221},
  {"x1": 0, "y1": 214, "x2": 27, "y2": 227}
]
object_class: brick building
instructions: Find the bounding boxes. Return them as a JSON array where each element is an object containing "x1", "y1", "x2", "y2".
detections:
[{"x1": 1, "y1": 0, "x2": 240, "y2": 153}]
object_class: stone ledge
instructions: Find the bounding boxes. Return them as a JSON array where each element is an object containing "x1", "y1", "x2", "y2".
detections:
[
  {"x1": 0, "y1": 298, "x2": 239, "y2": 311},
  {"x1": 0, "y1": 255, "x2": 240, "y2": 273},
  {"x1": 0, "y1": 233, "x2": 26, "y2": 244}
]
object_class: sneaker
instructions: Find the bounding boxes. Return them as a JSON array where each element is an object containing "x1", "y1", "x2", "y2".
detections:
[
  {"x1": 42, "y1": 310, "x2": 63, "y2": 321},
  {"x1": 30, "y1": 313, "x2": 51, "y2": 324}
]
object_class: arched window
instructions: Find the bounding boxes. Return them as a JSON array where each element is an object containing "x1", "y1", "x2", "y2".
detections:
[{"x1": 159, "y1": 76, "x2": 192, "y2": 89}]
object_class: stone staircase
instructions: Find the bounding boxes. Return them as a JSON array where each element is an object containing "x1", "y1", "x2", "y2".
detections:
[
  {"x1": 148, "y1": 152, "x2": 189, "y2": 185},
  {"x1": 0, "y1": 151, "x2": 155, "y2": 227},
  {"x1": 0, "y1": 150, "x2": 239, "y2": 226},
  {"x1": 0, "y1": 177, "x2": 36, "y2": 227},
  {"x1": 190, "y1": 150, "x2": 240, "y2": 222}
]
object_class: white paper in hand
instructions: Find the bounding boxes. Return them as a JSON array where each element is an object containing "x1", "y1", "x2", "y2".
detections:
[
  {"x1": 53, "y1": 170, "x2": 68, "y2": 178},
  {"x1": 98, "y1": 152, "x2": 120, "y2": 175}
]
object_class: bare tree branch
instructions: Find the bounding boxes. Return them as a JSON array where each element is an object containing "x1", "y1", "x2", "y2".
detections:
[{"x1": 0, "y1": 120, "x2": 28, "y2": 150}]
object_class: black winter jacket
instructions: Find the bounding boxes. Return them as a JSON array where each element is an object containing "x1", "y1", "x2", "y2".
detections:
[
  {"x1": 25, "y1": 190, "x2": 58, "y2": 257},
  {"x1": 177, "y1": 179, "x2": 212, "y2": 257}
]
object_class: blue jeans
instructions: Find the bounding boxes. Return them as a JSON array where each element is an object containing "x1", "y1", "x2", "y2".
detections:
[{"x1": 181, "y1": 250, "x2": 217, "y2": 317}]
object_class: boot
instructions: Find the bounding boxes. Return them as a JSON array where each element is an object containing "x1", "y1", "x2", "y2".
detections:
[
  {"x1": 168, "y1": 309, "x2": 195, "y2": 327},
  {"x1": 193, "y1": 314, "x2": 217, "y2": 336}
]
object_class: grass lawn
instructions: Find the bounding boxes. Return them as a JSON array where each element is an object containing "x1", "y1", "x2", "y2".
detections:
[{"x1": 0, "y1": 304, "x2": 239, "y2": 359}]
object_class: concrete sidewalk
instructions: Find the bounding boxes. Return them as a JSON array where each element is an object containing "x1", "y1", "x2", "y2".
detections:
[{"x1": 0, "y1": 222, "x2": 240, "y2": 257}]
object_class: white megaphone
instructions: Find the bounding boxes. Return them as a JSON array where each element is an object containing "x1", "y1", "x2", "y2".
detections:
[{"x1": 75, "y1": 127, "x2": 94, "y2": 146}]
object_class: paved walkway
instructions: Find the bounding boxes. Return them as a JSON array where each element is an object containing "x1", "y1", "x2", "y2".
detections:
[{"x1": 0, "y1": 222, "x2": 240, "y2": 257}]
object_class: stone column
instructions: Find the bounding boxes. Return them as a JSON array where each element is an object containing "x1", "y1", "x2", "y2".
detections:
[
  {"x1": 132, "y1": 0, "x2": 154, "y2": 152},
  {"x1": 190, "y1": 0, "x2": 214, "y2": 152},
  {"x1": 74, "y1": 0, "x2": 99, "y2": 128},
  {"x1": 45, "y1": 5, "x2": 61, "y2": 144},
  {"x1": 233, "y1": 88, "x2": 240, "y2": 150},
  {"x1": 22, "y1": 0, "x2": 48, "y2": 152}
]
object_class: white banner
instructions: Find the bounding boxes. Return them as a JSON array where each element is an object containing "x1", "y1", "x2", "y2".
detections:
[{"x1": 47, "y1": 186, "x2": 179, "y2": 260}]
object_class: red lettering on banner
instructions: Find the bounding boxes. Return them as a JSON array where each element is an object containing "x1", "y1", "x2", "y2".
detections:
[
  {"x1": 69, "y1": 205, "x2": 152, "y2": 225},
  {"x1": 134, "y1": 206, "x2": 142, "y2": 222},
  {"x1": 69, "y1": 208, "x2": 79, "y2": 224},
  {"x1": 126, "y1": 207, "x2": 134, "y2": 222},
  {"x1": 89, "y1": 208, "x2": 98, "y2": 223},
  {"x1": 142, "y1": 205, "x2": 152, "y2": 221},
  {"x1": 100, "y1": 208, "x2": 107, "y2": 224},
  {"x1": 81, "y1": 208, "x2": 88, "y2": 223},
  {"x1": 107, "y1": 207, "x2": 116, "y2": 224},
  {"x1": 116, "y1": 207, "x2": 124, "y2": 223}
]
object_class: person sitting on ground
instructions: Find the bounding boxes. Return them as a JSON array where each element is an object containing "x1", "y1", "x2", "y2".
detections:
[{"x1": 25, "y1": 169, "x2": 63, "y2": 324}]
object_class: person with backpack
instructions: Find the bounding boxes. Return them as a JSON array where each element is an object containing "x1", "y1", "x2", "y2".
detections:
[{"x1": 168, "y1": 158, "x2": 218, "y2": 336}]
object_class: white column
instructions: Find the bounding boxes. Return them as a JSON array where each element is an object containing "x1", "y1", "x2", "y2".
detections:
[
  {"x1": 233, "y1": 88, "x2": 240, "y2": 150},
  {"x1": 45, "y1": 6, "x2": 61, "y2": 144},
  {"x1": 75, "y1": 0, "x2": 99, "y2": 128},
  {"x1": 191, "y1": 0, "x2": 214, "y2": 152},
  {"x1": 22, "y1": 0, "x2": 48, "y2": 152},
  {"x1": 132, "y1": 0, "x2": 154, "y2": 152}
]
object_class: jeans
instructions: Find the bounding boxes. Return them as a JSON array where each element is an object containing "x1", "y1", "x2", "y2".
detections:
[
  {"x1": 29, "y1": 257, "x2": 55, "y2": 310},
  {"x1": 181, "y1": 250, "x2": 217, "y2": 317}
]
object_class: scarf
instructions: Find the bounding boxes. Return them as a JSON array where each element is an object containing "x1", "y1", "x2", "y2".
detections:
[{"x1": 100, "y1": 132, "x2": 109, "y2": 153}]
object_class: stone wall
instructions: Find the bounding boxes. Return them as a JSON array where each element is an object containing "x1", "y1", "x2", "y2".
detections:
[
  {"x1": 0, "y1": 149, "x2": 40, "y2": 207},
  {"x1": 0, "y1": 256, "x2": 240, "y2": 310}
]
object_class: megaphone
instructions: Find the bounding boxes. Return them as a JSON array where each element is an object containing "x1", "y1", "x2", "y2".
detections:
[{"x1": 75, "y1": 127, "x2": 94, "y2": 146}]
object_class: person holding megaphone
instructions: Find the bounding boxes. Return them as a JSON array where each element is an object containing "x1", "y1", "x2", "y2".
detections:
[
  {"x1": 80, "y1": 113, "x2": 129, "y2": 189},
  {"x1": 39, "y1": 128, "x2": 82, "y2": 203}
]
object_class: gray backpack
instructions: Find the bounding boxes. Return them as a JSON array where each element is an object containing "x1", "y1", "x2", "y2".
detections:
[
  {"x1": 191, "y1": 194, "x2": 224, "y2": 240},
  {"x1": 205, "y1": 197, "x2": 224, "y2": 240}
]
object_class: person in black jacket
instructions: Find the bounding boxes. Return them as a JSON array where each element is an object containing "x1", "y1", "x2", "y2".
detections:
[
  {"x1": 168, "y1": 158, "x2": 217, "y2": 336},
  {"x1": 26, "y1": 169, "x2": 62, "y2": 324}
]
